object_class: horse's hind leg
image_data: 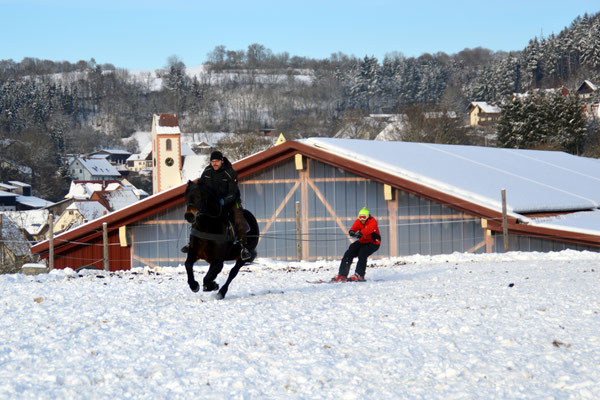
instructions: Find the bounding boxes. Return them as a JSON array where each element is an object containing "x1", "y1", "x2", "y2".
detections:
[
  {"x1": 203, "y1": 261, "x2": 223, "y2": 292},
  {"x1": 217, "y1": 260, "x2": 245, "y2": 300}
]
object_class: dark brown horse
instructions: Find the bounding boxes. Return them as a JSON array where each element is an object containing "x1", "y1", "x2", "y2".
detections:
[{"x1": 183, "y1": 180, "x2": 259, "y2": 299}]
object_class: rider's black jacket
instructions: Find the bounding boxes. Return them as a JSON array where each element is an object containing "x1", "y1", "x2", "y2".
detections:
[{"x1": 199, "y1": 157, "x2": 241, "y2": 207}]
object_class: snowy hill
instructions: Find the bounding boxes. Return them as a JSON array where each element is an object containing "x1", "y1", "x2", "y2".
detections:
[
  {"x1": 2, "y1": 251, "x2": 599, "y2": 399},
  {"x1": 127, "y1": 64, "x2": 313, "y2": 92}
]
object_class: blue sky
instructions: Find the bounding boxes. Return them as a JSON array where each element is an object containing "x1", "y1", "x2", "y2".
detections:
[{"x1": 2, "y1": 0, "x2": 599, "y2": 70}]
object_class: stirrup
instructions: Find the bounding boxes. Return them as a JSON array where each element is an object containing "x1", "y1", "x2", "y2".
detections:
[{"x1": 240, "y1": 246, "x2": 252, "y2": 261}]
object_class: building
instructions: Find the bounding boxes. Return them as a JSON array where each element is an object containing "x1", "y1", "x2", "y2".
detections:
[
  {"x1": 53, "y1": 201, "x2": 108, "y2": 234},
  {"x1": 576, "y1": 80, "x2": 598, "y2": 100},
  {"x1": 0, "y1": 182, "x2": 53, "y2": 211},
  {"x1": 126, "y1": 143, "x2": 153, "y2": 172},
  {"x1": 469, "y1": 102, "x2": 501, "y2": 127},
  {"x1": 88, "y1": 149, "x2": 132, "y2": 166},
  {"x1": 68, "y1": 157, "x2": 122, "y2": 181},
  {"x1": 31, "y1": 138, "x2": 600, "y2": 271},
  {"x1": 152, "y1": 114, "x2": 182, "y2": 194}
]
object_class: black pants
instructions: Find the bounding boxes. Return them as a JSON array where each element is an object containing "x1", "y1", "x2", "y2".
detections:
[
  {"x1": 228, "y1": 201, "x2": 247, "y2": 246},
  {"x1": 338, "y1": 241, "x2": 380, "y2": 277}
]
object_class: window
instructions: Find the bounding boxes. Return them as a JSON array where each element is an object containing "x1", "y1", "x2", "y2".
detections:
[{"x1": 166, "y1": 139, "x2": 172, "y2": 151}]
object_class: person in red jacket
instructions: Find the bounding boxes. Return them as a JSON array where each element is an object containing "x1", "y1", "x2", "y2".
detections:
[{"x1": 331, "y1": 207, "x2": 381, "y2": 282}]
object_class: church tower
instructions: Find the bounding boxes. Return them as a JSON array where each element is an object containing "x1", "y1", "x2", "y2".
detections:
[{"x1": 152, "y1": 114, "x2": 182, "y2": 194}]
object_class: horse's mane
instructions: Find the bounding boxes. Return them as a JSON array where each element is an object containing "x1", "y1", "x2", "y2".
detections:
[{"x1": 187, "y1": 180, "x2": 223, "y2": 220}]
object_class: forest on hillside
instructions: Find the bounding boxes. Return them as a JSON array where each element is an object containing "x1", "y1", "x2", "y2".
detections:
[{"x1": 1, "y1": 12, "x2": 600, "y2": 200}]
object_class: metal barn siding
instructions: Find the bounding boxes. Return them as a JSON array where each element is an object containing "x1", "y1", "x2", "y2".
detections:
[
  {"x1": 240, "y1": 156, "x2": 489, "y2": 261},
  {"x1": 394, "y1": 191, "x2": 484, "y2": 256},
  {"x1": 494, "y1": 233, "x2": 600, "y2": 253},
  {"x1": 129, "y1": 203, "x2": 190, "y2": 268}
]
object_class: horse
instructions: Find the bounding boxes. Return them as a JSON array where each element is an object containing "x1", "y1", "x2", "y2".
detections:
[{"x1": 183, "y1": 180, "x2": 259, "y2": 299}]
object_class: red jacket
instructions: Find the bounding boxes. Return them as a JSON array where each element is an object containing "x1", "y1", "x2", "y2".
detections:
[{"x1": 350, "y1": 216, "x2": 381, "y2": 245}]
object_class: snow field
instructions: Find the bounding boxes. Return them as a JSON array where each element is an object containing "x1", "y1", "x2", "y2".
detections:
[{"x1": 1, "y1": 251, "x2": 599, "y2": 399}]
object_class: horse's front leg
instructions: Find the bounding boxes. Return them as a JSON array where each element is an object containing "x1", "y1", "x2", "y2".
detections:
[
  {"x1": 185, "y1": 248, "x2": 200, "y2": 293},
  {"x1": 203, "y1": 261, "x2": 223, "y2": 292},
  {"x1": 217, "y1": 259, "x2": 245, "y2": 300}
]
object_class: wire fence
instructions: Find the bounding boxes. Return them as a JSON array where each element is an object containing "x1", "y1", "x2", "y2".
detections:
[{"x1": 2, "y1": 213, "x2": 600, "y2": 275}]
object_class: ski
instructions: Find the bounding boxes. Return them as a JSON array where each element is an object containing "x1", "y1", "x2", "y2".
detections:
[
  {"x1": 306, "y1": 279, "x2": 344, "y2": 284},
  {"x1": 307, "y1": 279, "x2": 379, "y2": 284}
]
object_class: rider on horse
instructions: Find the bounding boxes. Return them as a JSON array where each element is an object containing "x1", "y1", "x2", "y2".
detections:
[{"x1": 182, "y1": 150, "x2": 252, "y2": 261}]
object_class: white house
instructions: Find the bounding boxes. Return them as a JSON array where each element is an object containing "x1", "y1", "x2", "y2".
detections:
[{"x1": 69, "y1": 157, "x2": 121, "y2": 181}]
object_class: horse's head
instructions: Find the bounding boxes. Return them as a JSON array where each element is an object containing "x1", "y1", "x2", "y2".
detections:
[{"x1": 184, "y1": 180, "x2": 222, "y2": 223}]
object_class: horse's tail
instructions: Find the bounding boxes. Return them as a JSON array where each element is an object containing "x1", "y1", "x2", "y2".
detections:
[{"x1": 243, "y1": 209, "x2": 260, "y2": 250}]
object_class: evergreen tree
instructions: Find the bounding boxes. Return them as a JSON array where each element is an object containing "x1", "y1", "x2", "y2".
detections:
[{"x1": 497, "y1": 92, "x2": 586, "y2": 154}]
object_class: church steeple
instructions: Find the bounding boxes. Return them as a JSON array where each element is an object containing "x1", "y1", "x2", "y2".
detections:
[{"x1": 151, "y1": 114, "x2": 182, "y2": 194}]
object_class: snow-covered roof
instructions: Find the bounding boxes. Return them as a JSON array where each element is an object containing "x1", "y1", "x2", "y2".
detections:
[
  {"x1": 153, "y1": 114, "x2": 181, "y2": 134},
  {"x1": 126, "y1": 153, "x2": 145, "y2": 162},
  {"x1": 531, "y1": 209, "x2": 600, "y2": 236},
  {"x1": 470, "y1": 102, "x2": 501, "y2": 113},
  {"x1": 68, "y1": 201, "x2": 108, "y2": 220},
  {"x1": 181, "y1": 154, "x2": 210, "y2": 181},
  {"x1": 8, "y1": 181, "x2": 30, "y2": 188},
  {"x1": 93, "y1": 149, "x2": 131, "y2": 155},
  {"x1": 581, "y1": 80, "x2": 598, "y2": 91},
  {"x1": 16, "y1": 195, "x2": 53, "y2": 209},
  {"x1": 181, "y1": 143, "x2": 195, "y2": 157},
  {"x1": 302, "y1": 138, "x2": 600, "y2": 216},
  {"x1": 66, "y1": 181, "x2": 128, "y2": 200},
  {"x1": 0, "y1": 190, "x2": 18, "y2": 198},
  {"x1": 0, "y1": 215, "x2": 30, "y2": 256},
  {"x1": 2, "y1": 209, "x2": 49, "y2": 236},
  {"x1": 65, "y1": 182, "x2": 104, "y2": 200},
  {"x1": 72, "y1": 157, "x2": 120, "y2": 177},
  {"x1": 0, "y1": 183, "x2": 17, "y2": 191},
  {"x1": 101, "y1": 190, "x2": 140, "y2": 211}
]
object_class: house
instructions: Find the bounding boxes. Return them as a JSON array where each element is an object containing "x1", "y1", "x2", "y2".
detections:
[
  {"x1": 31, "y1": 138, "x2": 600, "y2": 271},
  {"x1": 576, "y1": 80, "x2": 598, "y2": 100},
  {"x1": 126, "y1": 143, "x2": 153, "y2": 172},
  {"x1": 88, "y1": 149, "x2": 131, "y2": 166},
  {"x1": 0, "y1": 213, "x2": 33, "y2": 273},
  {"x1": 0, "y1": 182, "x2": 53, "y2": 211},
  {"x1": 53, "y1": 201, "x2": 109, "y2": 234},
  {"x1": 469, "y1": 102, "x2": 501, "y2": 127},
  {"x1": 8, "y1": 181, "x2": 31, "y2": 196},
  {"x1": 1, "y1": 209, "x2": 49, "y2": 241},
  {"x1": 0, "y1": 190, "x2": 17, "y2": 211},
  {"x1": 69, "y1": 157, "x2": 122, "y2": 181},
  {"x1": 90, "y1": 190, "x2": 140, "y2": 212},
  {"x1": 65, "y1": 180, "x2": 147, "y2": 201}
]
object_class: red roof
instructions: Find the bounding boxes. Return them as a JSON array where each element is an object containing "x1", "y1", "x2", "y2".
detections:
[{"x1": 157, "y1": 114, "x2": 179, "y2": 127}]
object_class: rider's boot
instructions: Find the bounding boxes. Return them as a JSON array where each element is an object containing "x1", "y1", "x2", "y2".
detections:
[{"x1": 240, "y1": 242, "x2": 252, "y2": 261}]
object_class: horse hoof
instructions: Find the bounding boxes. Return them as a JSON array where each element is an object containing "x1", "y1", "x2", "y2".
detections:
[
  {"x1": 189, "y1": 281, "x2": 200, "y2": 293},
  {"x1": 215, "y1": 291, "x2": 225, "y2": 300},
  {"x1": 203, "y1": 281, "x2": 219, "y2": 292}
]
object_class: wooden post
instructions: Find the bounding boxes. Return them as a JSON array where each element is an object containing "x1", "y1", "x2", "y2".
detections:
[
  {"x1": 501, "y1": 189, "x2": 509, "y2": 252},
  {"x1": 0, "y1": 214, "x2": 4, "y2": 267},
  {"x1": 102, "y1": 222, "x2": 109, "y2": 271},
  {"x1": 295, "y1": 201, "x2": 302, "y2": 261},
  {"x1": 48, "y1": 214, "x2": 54, "y2": 271}
]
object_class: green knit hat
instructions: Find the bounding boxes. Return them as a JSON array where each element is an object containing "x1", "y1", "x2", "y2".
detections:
[{"x1": 358, "y1": 207, "x2": 370, "y2": 217}]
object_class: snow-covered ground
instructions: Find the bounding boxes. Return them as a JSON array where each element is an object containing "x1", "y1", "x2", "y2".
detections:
[{"x1": 2, "y1": 251, "x2": 599, "y2": 399}]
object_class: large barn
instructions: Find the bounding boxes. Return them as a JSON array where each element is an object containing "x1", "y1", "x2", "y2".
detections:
[{"x1": 31, "y1": 138, "x2": 600, "y2": 270}]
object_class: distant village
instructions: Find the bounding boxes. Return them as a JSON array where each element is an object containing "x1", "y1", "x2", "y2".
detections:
[{"x1": 1, "y1": 80, "x2": 600, "y2": 271}]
